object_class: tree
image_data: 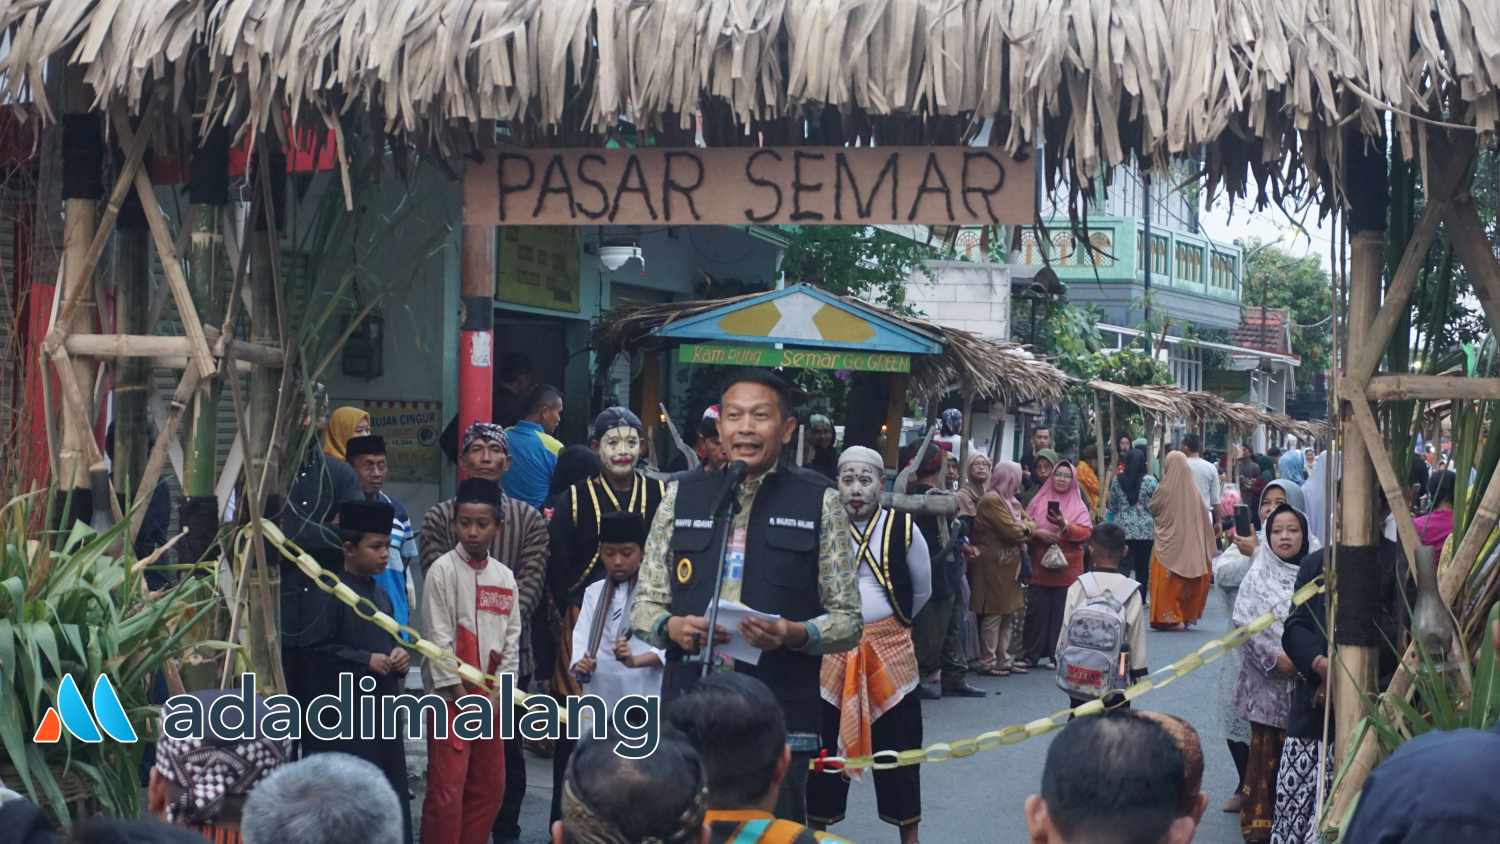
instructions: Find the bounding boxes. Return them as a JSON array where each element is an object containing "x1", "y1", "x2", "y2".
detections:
[
  {"x1": 781, "y1": 226, "x2": 936, "y2": 310},
  {"x1": 1240, "y1": 242, "x2": 1333, "y2": 373}
]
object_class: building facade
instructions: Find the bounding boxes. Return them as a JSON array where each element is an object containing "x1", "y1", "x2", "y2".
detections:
[{"x1": 1019, "y1": 162, "x2": 1244, "y2": 338}]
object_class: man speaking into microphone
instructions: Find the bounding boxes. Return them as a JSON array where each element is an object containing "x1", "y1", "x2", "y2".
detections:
[{"x1": 632, "y1": 368, "x2": 861, "y2": 823}]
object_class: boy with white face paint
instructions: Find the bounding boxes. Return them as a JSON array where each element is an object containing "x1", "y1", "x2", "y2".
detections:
[{"x1": 807, "y1": 446, "x2": 931, "y2": 844}]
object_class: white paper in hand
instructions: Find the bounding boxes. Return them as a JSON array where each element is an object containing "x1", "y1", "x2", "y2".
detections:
[{"x1": 710, "y1": 599, "x2": 782, "y2": 666}]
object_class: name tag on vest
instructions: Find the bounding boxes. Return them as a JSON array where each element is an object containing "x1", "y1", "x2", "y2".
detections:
[
  {"x1": 674, "y1": 518, "x2": 715, "y2": 529},
  {"x1": 769, "y1": 517, "x2": 816, "y2": 530}
]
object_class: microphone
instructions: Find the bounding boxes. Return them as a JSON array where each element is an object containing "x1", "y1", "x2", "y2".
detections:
[{"x1": 710, "y1": 460, "x2": 750, "y2": 514}]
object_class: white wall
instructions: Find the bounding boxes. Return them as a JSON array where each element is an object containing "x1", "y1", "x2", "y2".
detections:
[{"x1": 903, "y1": 260, "x2": 1011, "y2": 340}]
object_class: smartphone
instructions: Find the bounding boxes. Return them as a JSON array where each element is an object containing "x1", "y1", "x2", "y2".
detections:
[
  {"x1": 1235, "y1": 505, "x2": 1252, "y2": 537},
  {"x1": 1048, "y1": 500, "x2": 1061, "y2": 518}
]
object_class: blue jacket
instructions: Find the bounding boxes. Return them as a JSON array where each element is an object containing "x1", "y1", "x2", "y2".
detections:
[{"x1": 503, "y1": 420, "x2": 559, "y2": 509}]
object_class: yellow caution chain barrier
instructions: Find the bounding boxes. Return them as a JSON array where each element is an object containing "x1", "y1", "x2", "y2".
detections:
[
  {"x1": 246, "y1": 520, "x2": 552, "y2": 709},
  {"x1": 248, "y1": 518, "x2": 1324, "y2": 773}
]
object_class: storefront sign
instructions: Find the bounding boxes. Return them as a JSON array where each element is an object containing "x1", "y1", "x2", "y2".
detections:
[
  {"x1": 678, "y1": 343, "x2": 911, "y2": 373},
  {"x1": 497, "y1": 226, "x2": 581, "y2": 312},
  {"x1": 465, "y1": 147, "x2": 1033, "y2": 227},
  {"x1": 355, "y1": 400, "x2": 443, "y2": 485}
]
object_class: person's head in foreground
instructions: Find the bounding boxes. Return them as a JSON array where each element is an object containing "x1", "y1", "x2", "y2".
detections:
[
  {"x1": 1089, "y1": 523, "x2": 1128, "y2": 571},
  {"x1": 719, "y1": 368, "x2": 798, "y2": 476},
  {"x1": 454, "y1": 477, "x2": 504, "y2": 558},
  {"x1": 149, "y1": 690, "x2": 291, "y2": 836},
  {"x1": 242, "y1": 753, "x2": 402, "y2": 844},
  {"x1": 1025, "y1": 712, "x2": 1197, "y2": 844},
  {"x1": 666, "y1": 672, "x2": 789, "y2": 812},
  {"x1": 1136, "y1": 712, "x2": 1208, "y2": 826},
  {"x1": 553, "y1": 728, "x2": 708, "y2": 844}
]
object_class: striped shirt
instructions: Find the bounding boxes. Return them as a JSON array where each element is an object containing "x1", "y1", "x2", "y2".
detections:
[
  {"x1": 372, "y1": 491, "x2": 417, "y2": 636},
  {"x1": 419, "y1": 494, "x2": 549, "y2": 678}
]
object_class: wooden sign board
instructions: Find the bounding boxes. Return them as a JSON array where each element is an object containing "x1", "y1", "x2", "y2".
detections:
[
  {"x1": 679, "y1": 343, "x2": 912, "y2": 373},
  {"x1": 464, "y1": 146, "x2": 1034, "y2": 227}
]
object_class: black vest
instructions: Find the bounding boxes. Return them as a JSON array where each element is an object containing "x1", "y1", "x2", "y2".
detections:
[
  {"x1": 660, "y1": 466, "x2": 832, "y2": 734},
  {"x1": 852, "y1": 508, "x2": 916, "y2": 626},
  {"x1": 563, "y1": 472, "x2": 667, "y2": 602}
]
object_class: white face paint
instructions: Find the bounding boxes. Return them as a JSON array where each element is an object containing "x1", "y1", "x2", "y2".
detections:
[
  {"x1": 839, "y1": 461, "x2": 883, "y2": 522},
  {"x1": 596, "y1": 426, "x2": 642, "y2": 481}
]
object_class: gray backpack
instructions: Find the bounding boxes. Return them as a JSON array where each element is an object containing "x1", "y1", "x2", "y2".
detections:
[{"x1": 1055, "y1": 574, "x2": 1135, "y2": 699}]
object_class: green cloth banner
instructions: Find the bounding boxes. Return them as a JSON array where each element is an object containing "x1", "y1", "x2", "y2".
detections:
[{"x1": 678, "y1": 343, "x2": 911, "y2": 373}]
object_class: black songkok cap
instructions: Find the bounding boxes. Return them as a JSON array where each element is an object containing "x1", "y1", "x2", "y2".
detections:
[
  {"x1": 598, "y1": 511, "x2": 647, "y2": 546},
  {"x1": 345, "y1": 435, "x2": 386, "y2": 460},
  {"x1": 457, "y1": 478, "x2": 503, "y2": 508},
  {"x1": 339, "y1": 500, "x2": 394, "y2": 536}
]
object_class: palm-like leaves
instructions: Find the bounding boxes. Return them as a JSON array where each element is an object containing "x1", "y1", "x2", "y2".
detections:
[{"x1": 0, "y1": 494, "x2": 214, "y2": 827}]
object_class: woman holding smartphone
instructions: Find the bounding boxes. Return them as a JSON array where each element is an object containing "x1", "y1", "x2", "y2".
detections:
[{"x1": 1015, "y1": 458, "x2": 1093, "y2": 670}]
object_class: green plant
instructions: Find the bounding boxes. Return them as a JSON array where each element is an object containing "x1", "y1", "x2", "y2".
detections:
[
  {"x1": 0, "y1": 493, "x2": 215, "y2": 827},
  {"x1": 781, "y1": 226, "x2": 936, "y2": 311}
]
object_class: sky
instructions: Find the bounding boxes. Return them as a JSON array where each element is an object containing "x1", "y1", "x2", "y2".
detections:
[{"x1": 1199, "y1": 191, "x2": 1337, "y2": 271}]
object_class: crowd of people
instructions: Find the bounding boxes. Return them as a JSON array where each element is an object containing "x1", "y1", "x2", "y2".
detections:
[{"x1": 10, "y1": 354, "x2": 1496, "y2": 844}]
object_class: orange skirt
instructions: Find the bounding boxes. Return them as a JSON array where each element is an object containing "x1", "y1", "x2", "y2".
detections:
[{"x1": 1148, "y1": 552, "x2": 1210, "y2": 629}]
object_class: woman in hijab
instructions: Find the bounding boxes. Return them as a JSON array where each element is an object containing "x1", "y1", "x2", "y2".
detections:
[
  {"x1": 970, "y1": 461, "x2": 1034, "y2": 675},
  {"x1": 1278, "y1": 449, "x2": 1308, "y2": 485},
  {"x1": 1232, "y1": 503, "x2": 1312, "y2": 843},
  {"x1": 1016, "y1": 459, "x2": 1093, "y2": 669},
  {"x1": 1022, "y1": 448, "x2": 1059, "y2": 505},
  {"x1": 1147, "y1": 452, "x2": 1217, "y2": 631},
  {"x1": 322, "y1": 406, "x2": 372, "y2": 460},
  {"x1": 1106, "y1": 446, "x2": 1159, "y2": 592},
  {"x1": 955, "y1": 453, "x2": 992, "y2": 518},
  {"x1": 1211, "y1": 479, "x2": 1312, "y2": 813}
]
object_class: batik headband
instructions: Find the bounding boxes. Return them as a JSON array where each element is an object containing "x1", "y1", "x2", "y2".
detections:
[{"x1": 461, "y1": 422, "x2": 510, "y2": 454}]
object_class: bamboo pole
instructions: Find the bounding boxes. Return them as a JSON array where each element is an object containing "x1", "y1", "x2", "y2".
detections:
[
  {"x1": 113, "y1": 181, "x2": 152, "y2": 506},
  {"x1": 129, "y1": 160, "x2": 216, "y2": 379},
  {"x1": 1358, "y1": 375, "x2": 1500, "y2": 401},
  {"x1": 183, "y1": 127, "x2": 232, "y2": 504},
  {"x1": 1346, "y1": 394, "x2": 1422, "y2": 572},
  {"x1": 1332, "y1": 230, "x2": 1383, "y2": 782},
  {"x1": 1092, "y1": 390, "x2": 1107, "y2": 518},
  {"x1": 63, "y1": 332, "x2": 283, "y2": 367},
  {"x1": 55, "y1": 72, "x2": 102, "y2": 504}
]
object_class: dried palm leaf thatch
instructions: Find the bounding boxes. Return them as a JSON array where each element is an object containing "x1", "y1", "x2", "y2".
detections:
[
  {"x1": 1087, "y1": 380, "x2": 1197, "y2": 421},
  {"x1": 594, "y1": 290, "x2": 1069, "y2": 407},
  {"x1": 1, "y1": 1, "x2": 1498, "y2": 202}
]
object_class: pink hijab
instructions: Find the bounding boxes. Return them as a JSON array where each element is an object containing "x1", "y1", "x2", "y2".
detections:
[
  {"x1": 1025, "y1": 459, "x2": 1093, "y2": 530},
  {"x1": 987, "y1": 460, "x2": 1028, "y2": 520}
]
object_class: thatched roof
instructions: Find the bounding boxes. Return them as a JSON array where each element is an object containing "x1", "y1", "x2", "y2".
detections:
[
  {"x1": 594, "y1": 291, "x2": 1069, "y2": 408},
  {"x1": 3, "y1": 1, "x2": 1499, "y2": 201},
  {"x1": 1089, "y1": 380, "x2": 1329, "y2": 442}
]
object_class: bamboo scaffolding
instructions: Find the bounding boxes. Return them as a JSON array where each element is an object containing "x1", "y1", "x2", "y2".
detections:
[{"x1": 63, "y1": 332, "x2": 284, "y2": 367}]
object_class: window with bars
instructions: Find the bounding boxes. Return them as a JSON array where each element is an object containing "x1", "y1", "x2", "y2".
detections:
[
  {"x1": 1210, "y1": 252, "x2": 1238, "y2": 290},
  {"x1": 1137, "y1": 232, "x2": 1169, "y2": 275},
  {"x1": 1175, "y1": 243, "x2": 1204, "y2": 284}
]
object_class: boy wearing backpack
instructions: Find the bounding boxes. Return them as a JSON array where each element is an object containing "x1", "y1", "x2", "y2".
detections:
[{"x1": 1056, "y1": 523, "x2": 1148, "y2": 710}]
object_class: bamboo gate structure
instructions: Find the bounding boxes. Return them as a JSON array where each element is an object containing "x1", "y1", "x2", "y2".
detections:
[{"x1": 3, "y1": 0, "x2": 1500, "y2": 834}]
